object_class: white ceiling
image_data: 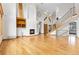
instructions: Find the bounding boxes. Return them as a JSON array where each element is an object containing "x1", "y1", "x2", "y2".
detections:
[{"x1": 34, "y1": 3, "x2": 79, "y2": 18}]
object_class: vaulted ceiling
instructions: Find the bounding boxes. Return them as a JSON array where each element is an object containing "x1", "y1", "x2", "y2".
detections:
[{"x1": 35, "y1": 3, "x2": 79, "y2": 18}]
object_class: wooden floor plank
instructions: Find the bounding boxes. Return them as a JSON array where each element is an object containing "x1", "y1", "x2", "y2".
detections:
[{"x1": 0, "y1": 34, "x2": 79, "y2": 55}]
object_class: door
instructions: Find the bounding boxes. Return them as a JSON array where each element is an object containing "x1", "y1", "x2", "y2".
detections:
[{"x1": 68, "y1": 22, "x2": 77, "y2": 45}]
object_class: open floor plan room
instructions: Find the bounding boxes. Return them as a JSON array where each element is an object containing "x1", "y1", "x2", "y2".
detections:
[{"x1": 0, "y1": 3, "x2": 79, "y2": 55}]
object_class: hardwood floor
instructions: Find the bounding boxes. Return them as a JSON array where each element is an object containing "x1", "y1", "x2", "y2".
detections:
[{"x1": 0, "y1": 34, "x2": 79, "y2": 55}]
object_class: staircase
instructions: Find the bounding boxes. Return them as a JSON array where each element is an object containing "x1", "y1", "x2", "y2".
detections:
[
  {"x1": 50, "y1": 7, "x2": 79, "y2": 37},
  {"x1": 52, "y1": 7, "x2": 78, "y2": 32}
]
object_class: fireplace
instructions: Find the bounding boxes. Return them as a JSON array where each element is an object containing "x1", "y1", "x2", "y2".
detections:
[{"x1": 30, "y1": 29, "x2": 35, "y2": 34}]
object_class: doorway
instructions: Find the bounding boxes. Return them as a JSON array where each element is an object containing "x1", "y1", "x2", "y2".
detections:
[{"x1": 68, "y1": 22, "x2": 77, "y2": 45}]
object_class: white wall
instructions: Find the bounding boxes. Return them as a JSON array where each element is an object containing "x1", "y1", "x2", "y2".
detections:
[
  {"x1": 17, "y1": 4, "x2": 38, "y2": 36},
  {"x1": 37, "y1": 16, "x2": 44, "y2": 34},
  {"x1": 3, "y1": 3, "x2": 16, "y2": 39}
]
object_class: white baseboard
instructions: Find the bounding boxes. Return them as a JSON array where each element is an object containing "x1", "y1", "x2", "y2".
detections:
[{"x1": 3, "y1": 36, "x2": 16, "y2": 40}]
